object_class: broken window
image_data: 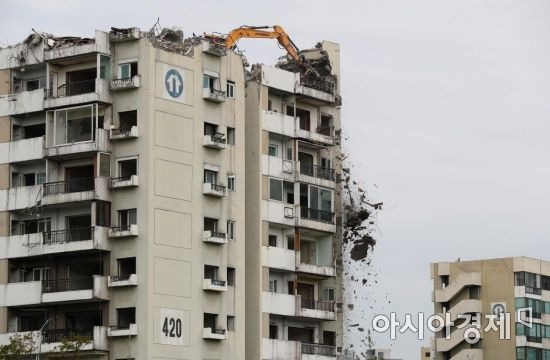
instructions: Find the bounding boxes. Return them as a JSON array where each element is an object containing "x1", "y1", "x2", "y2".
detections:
[
  {"x1": 117, "y1": 158, "x2": 138, "y2": 179},
  {"x1": 118, "y1": 110, "x2": 137, "y2": 132},
  {"x1": 117, "y1": 257, "x2": 136, "y2": 277},
  {"x1": 204, "y1": 265, "x2": 219, "y2": 280},
  {"x1": 117, "y1": 307, "x2": 135, "y2": 329},
  {"x1": 204, "y1": 122, "x2": 218, "y2": 136},
  {"x1": 204, "y1": 217, "x2": 218, "y2": 233},
  {"x1": 203, "y1": 313, "x2": 218, "y2": 329}
]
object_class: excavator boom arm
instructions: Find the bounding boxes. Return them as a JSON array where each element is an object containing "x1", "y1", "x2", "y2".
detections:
[{"x1": 223, "y1": 25, "x2": 302, "y2": 64}]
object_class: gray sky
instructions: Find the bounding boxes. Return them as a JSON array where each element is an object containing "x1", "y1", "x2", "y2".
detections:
[{"x1": 3, "y1": 0, "x2": 550, "y2": 357}]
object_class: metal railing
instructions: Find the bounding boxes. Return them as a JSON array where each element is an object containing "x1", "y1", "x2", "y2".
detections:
[
  {"x1": 300, "y1": 75, "x2": 335, "y2": 95},
  {"x1": 301, "y1": 343, "x2": 337, "y2": 356},
  {"x1": 110, "y1": 225, "x2": 134, "y2": 232},
  {"x1": 42, "y1": 276, "x2": 94, "y2": 293},
  {"x1": 110, "y1": 274, "x2": 132, "y2": 282},
  {"x1": 300, "y1": 207, "x2": 334, "y2": 224},
  {"x1": 207, "y1": 231, "x2": 226, "y2": 239},
  {"x1": 43, "y1": 227, "x2": 94, "y2": 245},
  {"x1": 526, "y1": 335, "x2": 542, "y2": 343},
  {"x1": 316, "y1": 126, "x2": 334, "y2": 137},
  {"x1": 300, "y1": 298, "x2": 335, "y2": 312},
  {"x1": 299, "y1": 163, "x2": 336, "y2": 181},
  {"x1": 112, "y1": 175, "x2": 134, "y2": 183},
  {"x1": 111, "y1": 127, "x2": 134, "y2": 137},
  {"x1": 111, "y1": 77, "x2": 137, "y2": 88},
  {"x1": 43, "y1": 178, "x2": 95, "y2": 195},
  {"x1": 525, "y1": 286, "x2": 542, "y2": 295},
  {"x1": 56, "y1": 79, "x2": 95, "y2": 97},
  {"x1": 208, "y1": 279, "x2": 226, "y2": 287},
  {"x1": 205, "y1": 182, "x2": 226, "y2": 193},
  {"x1": 42, "y1": 328, "x2": 93, "y2": 344},
  {"x1": 211, "y1": 328, "x2": 226, "y2": 335},
  {"x1": 207, "y1": 133, "x2": 227, "y2": 144}
]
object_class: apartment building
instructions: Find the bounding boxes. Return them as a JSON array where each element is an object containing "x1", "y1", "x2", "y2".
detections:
[
  {"x1": 431, "y1": 257, "x2": 550, "y2": 360},
  {"x1": 244, "y1": 43, "x2": 344, "y2": 359},
  {"x1": 421, "y1": 346, "x2": 431, "y2": 359},
  {"x1": 0, "y1": 27, "x2": 246, "y2": 359}
]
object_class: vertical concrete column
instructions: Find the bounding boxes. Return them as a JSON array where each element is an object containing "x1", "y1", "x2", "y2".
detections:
[
  {"x1": 0, "y1": 69, "x2": 10, "y2": 96},
  {"x1": 0, "y1": 165, "x2": 9, "y2": 190},
  {"x1": 0, "y1": 116, "x2": 10, "y2": 143}
]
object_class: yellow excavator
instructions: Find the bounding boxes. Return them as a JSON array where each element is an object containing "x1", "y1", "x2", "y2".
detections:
[{"x1": 206, "y1": 25, "x2": 314, "y2": 74}]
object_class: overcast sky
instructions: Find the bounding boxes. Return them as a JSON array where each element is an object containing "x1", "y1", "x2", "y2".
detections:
[{"x1": 3, "y1": 0, "x2": 550, "y2": 357}]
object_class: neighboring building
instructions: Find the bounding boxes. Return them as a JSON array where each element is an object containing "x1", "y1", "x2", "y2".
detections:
[
  {"x1": 431, "y1": 257, "x2": 550, "y2": 360},
  {"x1": 244, "y1": 44, "x2": 344, "y2": 358},
  {"x1": 0, "y1": 27, "x2": 246, "y2": 359},
  {"x1": 0, "y1": 26, "x2": 343, "y2": 359},
  {"x1": 367, "y1": 347, "x2": 393, "y2": 359},
  {"x1": 420, "y1": 346, "x2": 431, "y2": 359}
]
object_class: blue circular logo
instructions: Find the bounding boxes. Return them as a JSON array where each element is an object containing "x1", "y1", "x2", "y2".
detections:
[{"x1": 165, "y1": 69, "x2": 184, "y2": 98}]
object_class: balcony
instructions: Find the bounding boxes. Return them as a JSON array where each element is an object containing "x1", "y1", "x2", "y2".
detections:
[
  {"x1": 202, "y1": 278, "x2": 228, "y2": 292},
  {"x1": 295, "y1": 124, "x2": 335, "y2": 146},
  {"x1": 203, "y1": 134, "x2": 227, "y2": 150},
  {"x1": 109, "y1": 224, "x2": 139, "y2": 238},
  {"x1": 262, "y1": 155, "x2": 295, "y2": 181},
  {"x1": 110, "y1": 27, "x2": 140, "y2": 42},
  {"x1": 0, "y1": 327, "x2": 108, "y2": 354},
  {"x1": 107, "y1": 323, "x2": 137, "y2": 337},
  {"x1": 41, "y1": 177, "x2": 110, "y2": 206},
  {"x1": 262, "y1": 246, "x2": 296, "y2": 272},
  {"x1": 44, "y1": 78, "x2": 111, "y2": 109},
  {"x1": 202, "y1": 327, "x2": 226, "y2": 340},
  {"x1": 298, "y1": 207, "x2": 336, "y2": 233},
  {"x1": 202, "y1": 88, "x2": 226, "y2": 103},
  {"x1": 0, "y1": 281, "x2": 42, "y2": 307},
  {"x1": 111, "y1": 175, "x2": 139, "y2": 189},
  {"x1": 0, "y1": 136, "x2": 44, "y2": 165},
  {"x1": 0, "y1": 184, "x2": 42, "y2": 212},
  {"x1": 203, "y1": 230, "x2": 228, "y2": 245},
  {"x1": 298, "y1": 298, "x2": 336, "y2": 321},
  {"x1": 110, "y1": 125, "x2": 139, "y2": 140},
  {"x1": 110, "y1": 75, "x2": 141, "y2": 91},
  {"x1": 302, "y1": 343, "x2": 338, "y2": 359},
  {"x1": 202, "y1": 41, "x2": 226, "y2": 56},
  {"x1": 41, "y1": 275, "x2": 109, "y2": 304},
  {"x1": 202, "y1": 182, "x2": 226, "y2": 197},
  {"x1": 262, "y1": 292, "x2": 297, "y2": 317},
  {"x1": 44, "y1": 31, "x2": 109, "y2": 61},
  {"x1": 296, "y1": 75, "x2": 336, "y2": 104},
  {"x1": 45, "y1": 128, "x2": 111, "y2": 158},
  {"x1": 0, "y1": 88, "x2": 45, "y2": 117},
  {"x1": 262, "y1": 110, "x2": 296, "y2": 138},
  {"x1": 298, "y1": 162, "x2": 336, "y2": 188},
  {"x1": 297, "y1": 262, "x2": 336, "y2": 278},
  {"x1": 261, "y1": 201, "x2": 296, "y2": 228},
  {"x1": 108, "y1": 274, "x2": 138, "y2": 287},
  {"x1": 434, "y1": 272, "x2": 481, "y2": 303}
]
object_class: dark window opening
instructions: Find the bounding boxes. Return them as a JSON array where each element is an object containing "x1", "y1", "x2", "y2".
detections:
[
  {"x1": 117, "y1": 307, "x2": 135, "y2": 329},
  {"x1": 227, "y1": 267, "x2": 235, "y2": 286},
  {"x1": 203, "y1": 313, "x2": 217, "y2": 329},
  {"x1": 117, "y1": 257, "x2": 136, "y2": 277},
  {"x1": 118, "y1": 110, "x2": 137, "y2": 132}
]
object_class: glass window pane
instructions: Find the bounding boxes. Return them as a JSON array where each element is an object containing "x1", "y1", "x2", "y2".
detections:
[
  {"x1": 269, "y1": 179, "x2": 282, "y2": 201},
  {"x1": 120, "y1": 64, "x2": 130, "y2": 79}
]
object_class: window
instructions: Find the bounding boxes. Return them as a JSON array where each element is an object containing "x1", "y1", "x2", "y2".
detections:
[
  {"x1": 99, "y1": 153, "x2": 110, "y2": 178},
  {"x1": 227, "y1": 127, "x2": 235, "y2": 145},
  {"x1": 286, "y1": 147, "x2": 293, "y2": 161},
  {"x1": 227, "y1": 316, "x2": 235, "y2": 331},
  {"x1": 118, "y1": 209, "x2": 137, "y2": 228},
  {"x1": 268, "y1": 144, "x2": 278, "y2": 157},
  {"x1": 227, "y1": 221, "x2": 235, "y2": 240},
  {"x1": 117, "y1": 257, "x2": 136, "y2": 277},
  {"x1": 96, "y1": 201, "x2": 111, "y2": 227},
  {"x1": 204, "y1": 313, "x2": 218, "y2": 329},
  {"x1": 204, "y1": 122, "x2": 218, "y2": 136},
  {"x1": 204, "y1": 265, "x2": 219, "y2": 280},
  {"x1": 203, "y1": 75, "x2": 220, "y2": 92},
  {"x1": 226, "y1": 81, "x2": 235, "y2": 98},
  {"x1": 228, "y1": 175, "x2": 236, "y2": 191},
  {"x1": 268, "y1": 235, "x2": 277, "y2": 247},
  {"x1": 117, "y1": 158, "x2": 138, "y2": 179},
  {"x1": 323, "y1": 288, "x2": 335, "y2": 301},
  {"x1": 268, "y1": 100, "x2": 273, "y2": 111},
  {"x1": 204, "y1": 217, "x2": 218, "y2": 233},
  {"x1": 269, "y1": 280, "x2": 278, "y2": 293},
  {"x1": 469, "y1": 286, "x2": 480, "y2": 300},
  {"x1": 117, "y1": 307, "x2": 136, "y2": 329},
  {"x1": 287, "y1": 236, "x2": 295, "y2": 250},
  {"x1": 119, "y1": 61, "x2": 138, "y2": 79},
  {"x1": 227, "y1": 267, "x2": 235, "y2": 286},
  {"x1": 36, "y1": 172, "x2": 46, "y2": 185},
  {"x1": 204, "y1": 169, "x2": 218, "y2": 184},
  {"x1": 269, "y1": 324, "x2": 278, "y2": 339},
  {"x1": 118, "y1": 110, "x2": 137, "y2": 132},
  {"x1": 269, "y1": 178, "x2": 283, "y2": 201},
  {"x1": 100, "y1": 55, "x2": 111, "y2": 80}
]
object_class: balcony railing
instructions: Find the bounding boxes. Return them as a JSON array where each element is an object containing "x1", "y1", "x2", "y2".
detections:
[
  {"x1": 206, "y1": 182, "x2": 226, "y2": 193},
  {"x1": 301, "y1": 298, "x2": 335, "y2": 312},
  {"x1": 211, "y1": 328, "x2": 226, "y2": 335},
  {"x1": 207, "y1": 279, "x2": 226, "y2": 287},
  {"x1": 112, "y1": 175, "x2": 134, "y2": 183},
  {"x1": 300, "y1": 207, "x2": 334, "y2": 224},
  {"x1": 110, "y1": 225, "x2": 133, "y2": 232},
  {"x1": 207, "y1": 231, "x2": 226, "y2": 239},
  {"x1": 525, "y1": 286, "x2": 542, "y2": 295},
  {"x1": 43, "y1": 178, "x2": 94, "y2": 195},
  {"x1": 109, "y1": 274, "x2": 132, "y2": 282},
  {"x1": 299, "y1": 163, "x2": 336, "y2": 181},
  {"x1": 207, "y1": 133, "x2": 226, "y2": 145},
  {"x1": 300, "y1": 75, "x2": 335, "y2": 95},
  {"x1": 42, "y1": 277, "x2": 94, "y2": 293},
  {"x1": 43, "y1": 227, "x2": 94, "y2": 245},
  {"x1": 302, "y1": 343, "x2": 337, "y2": 356},
  {"x1": 316, "y1": 126, "x2": 334, "y2": 137},
  {"x1": 56, "y1": 79, "x2": 96, "y2": 97},
  {"x1": 42, "y1": 328, "x2": 93, "y2": 344},
  {"x1": 210, "y1": 89, "x2": 225, "y2": 97},
  {"x1": 111, "y1": 127, "x2": 134, "y2": 137}
]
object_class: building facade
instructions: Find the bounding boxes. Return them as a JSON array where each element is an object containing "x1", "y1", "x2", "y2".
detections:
[
  {"x1": 431, "y1": 257, "x2": 550, "y2": 360},
  {"x1": 0, "y1": 28, "x2": 247, "y2": 359},
  {"x1": 0, "y1": 27, "x2": 344, "y2": 359},
  {"x1": 244, "y1": 43, "x2": 344, "y2": 359}
]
